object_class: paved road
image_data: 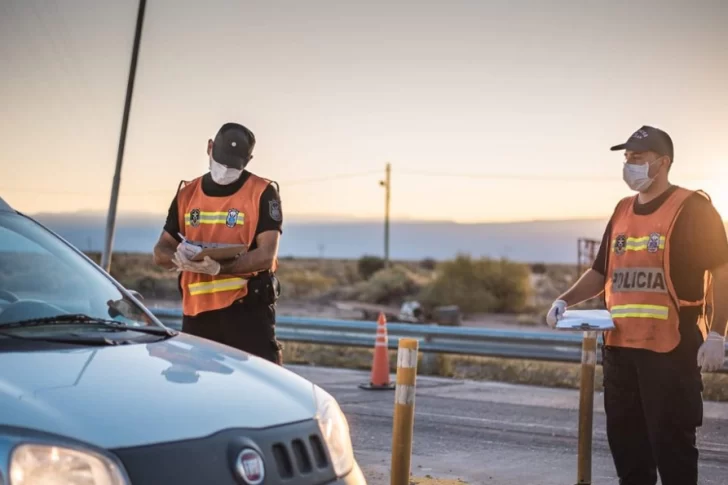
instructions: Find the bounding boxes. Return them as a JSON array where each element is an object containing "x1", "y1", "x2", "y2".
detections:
[{"x1": 288, "y1": 365, "x2": 728, "y2": 485}]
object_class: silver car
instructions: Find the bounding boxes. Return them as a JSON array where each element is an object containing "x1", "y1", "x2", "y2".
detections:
[{"x1": 0, "y1": 196, "x2": 367, "y2": 485}]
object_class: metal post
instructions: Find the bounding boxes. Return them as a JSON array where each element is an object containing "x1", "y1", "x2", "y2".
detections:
[
  {"x1": 576, "y1": 330, "x2": 597, "y2": 485},
  {"x1": 380, "y1": 162, "x2": 391, "y2": 267},
  {"x1": 390, "y1": 338, "x2": 418, "y2": 485},
  {"x1": 101, "y1": 0, "x2": 147, "y2": 272},
  {"x1": 577, "y1": 238, "x2": 583, "y2": 277}
]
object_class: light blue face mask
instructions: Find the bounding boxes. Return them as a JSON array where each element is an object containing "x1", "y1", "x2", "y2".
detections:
[{"x1": 622, "y1": 158, "x2": 662, "y2": 192}]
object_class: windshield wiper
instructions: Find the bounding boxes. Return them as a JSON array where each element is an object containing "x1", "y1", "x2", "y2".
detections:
[
  {"x1": 0, "y1": 313, "x2": 177, "y2": 337},
  {"x1": 0, "y1": 331, "x2": 126, "y2": 346}
]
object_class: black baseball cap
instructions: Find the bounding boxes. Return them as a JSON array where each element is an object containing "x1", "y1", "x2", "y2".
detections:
[
  {"x1": 211, "y1": 122, "x2": 256, "y2": 169},
  {"x1": 610, "y1": 125, "x2": 673, "y2": 160}
]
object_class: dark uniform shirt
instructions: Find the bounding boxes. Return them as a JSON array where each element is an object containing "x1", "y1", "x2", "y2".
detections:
[{"x1": 592, "y1": 185, "x2": 728, "y2": 353}]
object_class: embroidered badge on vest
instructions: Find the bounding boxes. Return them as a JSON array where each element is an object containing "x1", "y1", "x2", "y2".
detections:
[
  {"x1": 614, "y1": 234, "x2": 626, "y2": 255},
  {"x1": 647, "y1": 232, "x2": 661, "y2": 253},
  {"x1": 226, "y1": 208, "x2": 240, "y2": 228},
  {"x1": 190, "y1": 208, "x2": 201, "y2": 227}
]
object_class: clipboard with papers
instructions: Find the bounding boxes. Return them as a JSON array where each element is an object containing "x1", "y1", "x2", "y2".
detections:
[
  {"x1": 189, "y1": 244, "x2": 247, "y2": 262},
  {"x1": 555, "y1": 309, "x2": 615, "y2": 332},
  {"x1": 178, "y1": 233, "x2": 247, "y2": 262}
]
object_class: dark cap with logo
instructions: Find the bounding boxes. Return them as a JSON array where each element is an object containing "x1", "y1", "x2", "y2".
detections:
[
  {"x1": 610, "y1": 125, "x2": 673, "y2": 160},
  {"x1": 212, "y1": 122, "x2": 256, "y2": 170}
]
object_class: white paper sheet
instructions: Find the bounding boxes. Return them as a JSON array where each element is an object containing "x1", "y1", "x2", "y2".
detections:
[{"x1": 555, "y1": 309, "x2": 615, "y2": 331}]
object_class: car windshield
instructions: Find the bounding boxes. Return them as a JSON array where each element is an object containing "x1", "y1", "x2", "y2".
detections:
[{"x1": 0, "y1": 211, "x2": 161, "y2": 330}]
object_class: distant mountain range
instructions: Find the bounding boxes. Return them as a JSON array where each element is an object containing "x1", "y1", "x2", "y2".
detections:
[{"x1": 26, "y1": 211, "x2": 615, "y2": 263}]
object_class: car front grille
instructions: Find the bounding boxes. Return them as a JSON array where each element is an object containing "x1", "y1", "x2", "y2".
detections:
[
  {"x1": 112, "y1": 420, "x2": 338, "y2": 485},
  {"x1": 272, "y1": 433, "x2": 329, "y2": 479}
]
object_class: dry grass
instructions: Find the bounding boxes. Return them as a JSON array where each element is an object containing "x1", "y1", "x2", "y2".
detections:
[{"x1": 85, "y1": 252, "x2": 181, "y2": 300}]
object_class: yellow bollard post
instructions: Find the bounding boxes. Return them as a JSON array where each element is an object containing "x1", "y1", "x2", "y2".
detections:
[
  {"x1": 576, "y1": 330, "x2": 598, "y2": 485},
  {"x1": 390, "y1": 338, "x2": 419, "y2": 485}
]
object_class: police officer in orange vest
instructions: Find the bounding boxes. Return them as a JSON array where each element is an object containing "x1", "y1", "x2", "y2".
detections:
[
  {"x1": 153, "y1": 122, "x2": 284, "y2": 365},
  {"x1": 545, "y1": 125, "x2": 728, "y2": 485}
]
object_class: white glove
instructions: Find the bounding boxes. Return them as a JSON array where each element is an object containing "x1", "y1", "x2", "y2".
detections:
[
  {"x1": 697, "y1": 331, "x2": 726, "y2": 372},
  {"x1": 177, "y1": 241, "x2": 202, "y2": 260},
  {"x1": 172, "y1": 250, "x2": 221, "y2": 276},
  {"x1": 546, "y1": 300, "x2": 567, "y2": 328}
]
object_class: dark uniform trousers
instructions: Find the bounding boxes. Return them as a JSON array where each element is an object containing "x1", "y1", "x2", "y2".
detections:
[
  {"x1": 602, "y1": 338, "x2": 704, "y2": 485},
  {"x1": 181, "y1": 298, "x2": 283, "y2": 365}
]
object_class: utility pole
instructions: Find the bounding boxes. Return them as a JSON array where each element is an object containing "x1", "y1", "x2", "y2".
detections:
[
  {"x1": 379, "y1": 162, "x2": 391, "y2": 266},
  {"x1": 101, "y1": 0, "x2": 147, "y2": 273}
]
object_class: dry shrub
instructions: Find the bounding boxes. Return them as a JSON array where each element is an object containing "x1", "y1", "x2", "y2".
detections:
[
  {"x1": 276, "y1": 258, "x2": 359, "y2": 287},
  {"x1": 418, "y1": 254, "x2": 531, "y2": 315},
  {"x1": 357, "y1": 255, "x2": 386, "y2": 280},
  {"x1": 279, "y1": 270, "x2": 336, "y2": 299},
  {"x1": 349, "y1": 265, "x2": 433, "y2": 305}
]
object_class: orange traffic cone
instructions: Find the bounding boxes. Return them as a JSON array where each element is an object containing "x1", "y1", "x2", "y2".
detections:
[{"x1": 359, "y1": 312, "x2": 395, "y2": 390}]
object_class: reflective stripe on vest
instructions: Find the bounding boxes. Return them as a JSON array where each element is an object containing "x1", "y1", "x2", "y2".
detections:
[
  {"x1": 611, "y1": 235, "x2": 665, "y2": 253},
  {"x1": 188, "y1": 277, "x2": 247, "y2": 296},
  {"x1": 610, "y1": 304, "x2": 669, "y2": 320},
  {"x1": 184, "y1": 211, "x2": 245, "y2": 226}
]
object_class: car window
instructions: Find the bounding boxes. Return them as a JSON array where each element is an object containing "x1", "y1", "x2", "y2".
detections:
[{"x1": 0, "y1": 212, "x2": 159, "y2": 328}]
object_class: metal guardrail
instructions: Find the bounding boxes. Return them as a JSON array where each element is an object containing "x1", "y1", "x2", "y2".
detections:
[{"x1": 149, "y1": 308, "x2": 728, "y2": 371}]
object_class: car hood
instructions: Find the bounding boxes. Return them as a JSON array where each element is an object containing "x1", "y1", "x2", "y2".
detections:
[{"x1": 0, "y1": 333, "x2": 319, "y2": 449}]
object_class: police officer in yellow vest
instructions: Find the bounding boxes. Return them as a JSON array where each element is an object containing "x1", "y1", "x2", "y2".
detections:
[
  {"x1": 153, "y1": 122, "x2": 284, "y2": 365},
  {"x1": 546, "y1": 126, "x2": 728, "y2": 485}
]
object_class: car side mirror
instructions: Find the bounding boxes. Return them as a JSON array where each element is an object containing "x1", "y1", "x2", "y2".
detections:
[{"x1": 127, "y1": 289, "x2": 145, "y2": 301}]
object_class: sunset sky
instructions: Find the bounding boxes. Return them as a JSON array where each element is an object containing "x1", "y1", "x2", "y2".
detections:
[{"x1": 1, "y1": 0, "x2": 727, "y2": 223}]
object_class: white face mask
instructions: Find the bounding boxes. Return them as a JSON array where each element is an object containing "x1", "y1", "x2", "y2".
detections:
[
  {"x1": 209, "y1": 156, "x2": 243, "y2": 185},
  {"x1": 622, "y1": 159, "x2": 660, "y2": 192}
]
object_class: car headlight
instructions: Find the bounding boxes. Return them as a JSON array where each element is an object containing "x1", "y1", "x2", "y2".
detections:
[
  {"x1": 313, "y1": 385, "x2": 354, "y2": 477},
  {"x1": 9, "y1": 443, "x2": 128, "y2": 485}
]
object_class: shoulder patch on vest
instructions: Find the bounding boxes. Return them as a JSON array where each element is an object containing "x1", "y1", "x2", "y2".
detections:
[{"x1": 269, "y1": 199, "x2": 282, "y2": 222}]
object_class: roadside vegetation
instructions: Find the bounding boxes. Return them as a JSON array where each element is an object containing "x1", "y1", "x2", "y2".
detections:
[
  {"x1": 84, "y1": 253, "x2": 672, "y2": 400},
  {"x1": 85, "y1": 252, "x2": 602, "y2": 323}
]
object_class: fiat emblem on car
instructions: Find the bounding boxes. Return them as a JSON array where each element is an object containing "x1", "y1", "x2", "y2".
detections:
[{"x1": 235, "y1": 448, "x2": 265, "y2": 484}]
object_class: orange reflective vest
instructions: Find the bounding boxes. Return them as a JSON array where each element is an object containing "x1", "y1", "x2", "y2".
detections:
[
  {"x1": 176, "y1": 173, "x2": 278, "y2": 317},
  {"x1": 603, "y1": 186, "x2": 712, "y2": 352}
]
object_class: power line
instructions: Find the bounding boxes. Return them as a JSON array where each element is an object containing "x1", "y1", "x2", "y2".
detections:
[
  {"x1": 281, "y1": 170, "x2": 382, "y2": 186},
  {"x1": 0, "y1": 166, "x2": 718, "y2": 197},
  {"x1": 399, "y1": 169, "x2": 614, "y2": 181},
  {"x1": 0, "y1": 170, "x2": 383, "y2": 197},
  {"x1": 397, "y1": 169, "x2": 717, "y2": 182},
  {"x1": 0, "y1": 188, "x2": 167, "y2": 197}
]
